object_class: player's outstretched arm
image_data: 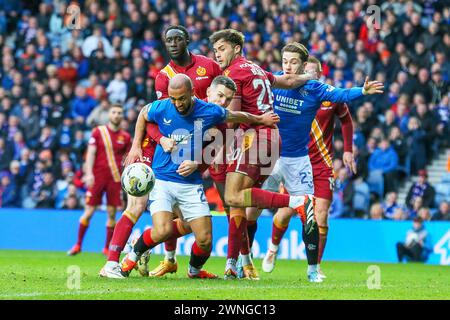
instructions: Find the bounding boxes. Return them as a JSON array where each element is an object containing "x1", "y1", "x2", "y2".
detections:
[
  {"x1": 123, "y1": 105, "x2": 150, "y2": 166},
  {"x1": 272, "y1": 72, "x2": 316, "y2": 89},
  {"x1": 317, "y1": 77, "x2": 384, "y2": 103},
  {"x1": 226, "y1": 110, "x2": 280, "y2": 127}
]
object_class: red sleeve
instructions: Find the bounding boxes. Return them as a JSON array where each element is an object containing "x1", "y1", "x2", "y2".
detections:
[
  {"x1": 264, "y1": 70, "x2": 276, "y2": 85},
  {"x1": 88, "y1": 127, "x2": 100, "y2": 146},
  {"x1": 336, "y1": 103, "x2": 354, "y2": 153},
  {"x1": 146, "y1": 122, "x2": 163, "y2": 144},
  {"x1": 155, "y1": 72, "x2": 169, "y2": 100}
]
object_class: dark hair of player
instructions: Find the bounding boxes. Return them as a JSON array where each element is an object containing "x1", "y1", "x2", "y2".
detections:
[
  {"x1": 209, "y1": 29, "x2": 245, "y2": 54},
  {"x1": 211, "y1": 75, "x2": 237, "y2": 92},
  {"x1": 282, "y1": 42, "x2": 309, "y2": 63},
  {"x1": 307, "y1": 56, "x2": 323, "y2": 74},
  {"x1": 164, "y1": 25, "x2": 190, "y2": 42}
]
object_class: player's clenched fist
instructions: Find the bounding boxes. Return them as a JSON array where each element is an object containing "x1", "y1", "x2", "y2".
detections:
[
  {"x1": 176, "y1": 160, "x2": 199, "y2": 177},
  {"x1": 260, "y1": 111, "x2": 280, "y2": 128},
  {"x1": 160, "y1": 136, "x2": 176, "y2": 153}
]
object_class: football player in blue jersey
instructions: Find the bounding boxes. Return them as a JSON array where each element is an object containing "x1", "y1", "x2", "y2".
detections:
[
  {"x1": 120, "y1": 74, "x2": 282, "y2": 278},
  {"x1": 239, "y1": 42, "x2": 383, "y2": 282}
]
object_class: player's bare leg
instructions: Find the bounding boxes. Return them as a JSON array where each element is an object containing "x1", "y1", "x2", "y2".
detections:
[
  {"x1": 99, "y1": 194, "x2": 148, "y2": 278},
  {"x1": 315, "y1": 197, "x2": 331, "y2": 278},
  {"x1": 186, "y1": 216, "x2": 218, "y2": 279},
  {"x1": 103, "y1": 205, "x2": 117, "y2": 256},
  {"x1": 149, "y1": 216, "x2": 192, "y2": 277},
  {"x1": 156, "y1": 181, "x2": 228, "y2": 275},
  {"x1": 68, "y1": 205, "x2": 96, "y2": 256},
  {"x1": 120, "y1": 210, "x2": 173, "y2": 276},
  {"x1": 262, "y1": 207, "x2": 295, "y2": 273}
]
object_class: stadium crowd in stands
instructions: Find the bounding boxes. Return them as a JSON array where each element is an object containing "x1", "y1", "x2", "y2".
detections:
[{"x1": 0, "y1": 0, "x2": 449, "y2": 221}]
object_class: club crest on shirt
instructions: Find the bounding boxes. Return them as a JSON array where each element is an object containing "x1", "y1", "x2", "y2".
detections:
[
  {"x1": 117, "y1": 135, "x2": 125, "y2": 144},
  {"x1": 196, "y1": 66, "x2": 206, "y2": 76},
  {"x1": 142, "y1": 137, "x2": 150, "y2": 148},
  {"x1": 298, "y1": 89, "x2": 309, "y2": 96},
  {"x1": 224, "y1": 69, "x2": 230, "y2": 77}
]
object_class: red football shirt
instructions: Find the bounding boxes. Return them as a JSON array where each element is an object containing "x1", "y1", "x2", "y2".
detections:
[
  {"x1": 308, "y1": 102, "x2": 352, "y2": 168},
  {"x1": 155, "y1": 53, "x2": 222, "y2": 100},
  {"x1": 89, "y1": 125, "x2": 131, "y2": 181},
  {"x1": 223, "y1": 56, "x2": 275, "y2": 131}
]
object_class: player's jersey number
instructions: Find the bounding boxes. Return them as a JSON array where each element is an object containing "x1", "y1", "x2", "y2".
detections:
[{"x1": 252, "y1": 79, "x2": 274, "y2": 113}]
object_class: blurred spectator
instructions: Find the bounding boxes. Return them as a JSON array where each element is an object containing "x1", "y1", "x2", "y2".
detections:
[
  {"x1": 405, "y1": 117, "x2": 427, "y2": 175},
  {"x1": 382, "y1": 192, "x2": 401, "y2": 219},
  {"x1": 0, "y1": 171, "x2": 20, "y2": 207},
  {"x1": 368, "y1": 138, "x2": 399, "y2": 196},
  {"x1": 396, "y1": 217, "x2": 432, "y2": 263},
  {"x1": 87, "y1": 99, "x2": 110, "y2": 128},
  {"x1": 369, "y1": 203, "x2": 385, "y2": 220},
  {"x1": 35, "y1": 171, "x2": 56, "y2": 208},
  {"x1": 405, "y1": 170, "x2": 436, "y2": 209},
  {"x1": 70, "y1": 85, "x2": 98, "y2": 123},
  {"x1": 431, "y1": 201, "x2": 450, "y2": 221},
  {"x1": 392, "y1": 207, "x2": 408, "y2": 221},
  {"x1": 417, "y1": 207, "x2": 432, "y2": 222},
  {"x1": 106, "y1": 72, "x2": 127, "y2": 103},
  {"x1": 0, "y1": 137, "x2": 14, "y2": 172}
]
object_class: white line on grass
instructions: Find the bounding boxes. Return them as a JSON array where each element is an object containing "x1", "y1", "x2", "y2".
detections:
[{"x1": 1, "y1": 283, "x2": 395, "y2": 299}]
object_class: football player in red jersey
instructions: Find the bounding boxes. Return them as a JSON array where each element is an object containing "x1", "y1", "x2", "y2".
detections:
[
  {"x1": 209, "y1": 29, "x2": 318, "y2": 280},
  {"x1": 100, "y1": 25, "x2": 222, "y2": 278},
  {"x1": 68, "y1": 104, "x2": 131, "y2": 257},
  {"x1": 262, "y1": 56, "x2": 358, "y2": 279}
]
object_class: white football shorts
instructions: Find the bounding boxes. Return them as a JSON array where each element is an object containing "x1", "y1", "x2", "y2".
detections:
[
  {"x1": 148, "y1": 179, "x2": 211, "y2": 222},
  {"x1": 262, "y1": 155, "x2": 314, "y2": 196}
]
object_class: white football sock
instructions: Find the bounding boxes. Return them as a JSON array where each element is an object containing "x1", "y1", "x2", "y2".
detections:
[
  {"x1": 188, "y1": 264, "x2": 200, "y2": 275},
  {"x1": 269, "y1": 242, "x2": 279, "y2": 253},
  {"x1": 308, "y1": 264, "x2": 318, "y2": 273},
  {"x1": 165, "y1": 250, "x2": 176, "y2": 262},
  {"x1": 241, "y1": 254, "x2": 251, "y2": 266}
]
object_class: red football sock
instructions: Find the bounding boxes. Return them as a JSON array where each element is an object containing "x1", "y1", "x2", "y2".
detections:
[
  {"x1": 76, "y1": 220, "x2": 89, "y2": 247},
  {"x1": 318, "y1": 226, "x2": 329, "y2": 264},
  {"x1": 164, "y1": 220, "x2": 184, "y2": 252},
  {"x1": 143, "y1": 228, "x2": 156, "y2": 247},
  {"x1": 190, "y1": 241, "x2": 211, "y2": 269},
  {"x1": 227, "y1": 209, "x2": 247, "y2": 260},
  {"x1": 240, "y1": 226, "x2": 250, "y2": 255},
  {"x1": 105, "y1": 225, "x2": 115, "y2": 250},
  {"x1": 272, "y1": 215, "x2": 288, "y2": 246},
  {"x1": 247, "y1": 188, "x2": 290, "y2": 208},
  {"x1": 108, "y1": 214, "x2": 135, "y2": 262}
]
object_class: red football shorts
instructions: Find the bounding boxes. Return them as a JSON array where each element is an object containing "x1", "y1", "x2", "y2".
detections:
[
  {"x1": 137, "y1": 137, "x2": 156, "y2": 167},
  {"x1": 85, "y1": 174, "x2": 123, "y2": 207},
  {"x1": 312, "y1": 165, "x2": 335, "y2": 201},
  {"x1": 226, "y1": 128, "x2": 280, "y2": 186}
]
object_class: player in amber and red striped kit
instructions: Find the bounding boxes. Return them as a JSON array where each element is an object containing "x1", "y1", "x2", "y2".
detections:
[
  {"x1": 305, "y1": 57, "x2": 357, "y2": 278},
  {"x1": 67, "y1": 104, "x2": 131, "y2": 256},
  {"x1": 100, "y1": 25, "x2": 222, "y2": 278},
  {"x1": 210, "y1": 30, "x2": 318, "y2": 280}
]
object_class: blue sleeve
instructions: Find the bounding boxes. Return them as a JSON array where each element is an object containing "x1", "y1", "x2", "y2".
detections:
[
  {"x1": 309, "y1": 80, "x2": 364, "y2": 103},
  {"x1": 146, "y1": 102, "x2": 157, "y2": 123},
  {"x1": 208, "y1": 103, "x2": 228, "y2": 126}
]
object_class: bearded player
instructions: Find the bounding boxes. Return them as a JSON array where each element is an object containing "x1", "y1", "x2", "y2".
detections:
[
  {"x1": 260, "y1": 49, "x2": 380, "y2": 281},
  {"x1": 100, "y1": 25, "x2": 222, "y2": 278},
  {"x1": 120, "y1": 74, "x2": 280, "y2": 279},
  {"x1": 68, "y1": 104, "x2": 131, "y2": 256}
]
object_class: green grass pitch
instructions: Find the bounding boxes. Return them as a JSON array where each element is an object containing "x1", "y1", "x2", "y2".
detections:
[{"x1": 0, "y1": 250, "x2": 448, "y2": 300}]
